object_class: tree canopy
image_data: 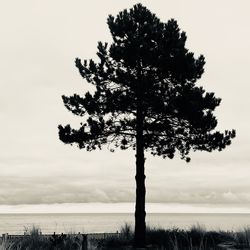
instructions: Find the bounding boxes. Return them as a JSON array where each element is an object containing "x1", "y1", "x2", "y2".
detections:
[{"x1": 58, "y1": 4, "x2": 235, "y2": 162}]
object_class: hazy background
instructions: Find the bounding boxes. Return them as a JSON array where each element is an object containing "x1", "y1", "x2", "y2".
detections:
[{"x1": 0, "y1": 0, "x2": 249, "y2": 213}]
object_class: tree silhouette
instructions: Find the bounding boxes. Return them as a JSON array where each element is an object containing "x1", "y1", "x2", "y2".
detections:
[{"x1": 58, "y1": 4, "x2": 235, "y2": 248}]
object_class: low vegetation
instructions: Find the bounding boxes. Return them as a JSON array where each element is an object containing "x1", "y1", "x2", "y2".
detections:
[
  {"x1": 93, "y1": 224, "x2": 250, "y2": 249},
  {"x1": 1, "y1": 224, "x2": 250, "y2": 249},
  {"x1": 0, "y1": 226, "x2": 83, "y2": 250}
]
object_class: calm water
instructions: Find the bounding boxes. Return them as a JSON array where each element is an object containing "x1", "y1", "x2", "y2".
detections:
[{"x1": 1, "y1": 213, "x2": 250, "y2": 235}]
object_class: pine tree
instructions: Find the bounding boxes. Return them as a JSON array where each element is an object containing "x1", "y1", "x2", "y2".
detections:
[{"x1": 58, "y1": 4, "x2": 235, "y2": 247}]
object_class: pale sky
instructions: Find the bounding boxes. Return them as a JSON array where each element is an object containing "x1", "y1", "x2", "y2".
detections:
[{"x1": 0, "y1": 0, "x2": 250, "y2": 213}]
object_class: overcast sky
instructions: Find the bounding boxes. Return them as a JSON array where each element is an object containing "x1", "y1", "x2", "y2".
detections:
[{"x1": 0, "y1": 0, "x2": 249, "y2": 213}]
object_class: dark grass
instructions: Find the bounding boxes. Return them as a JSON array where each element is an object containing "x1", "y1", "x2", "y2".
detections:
[
  {"x1": 2, "y1": 225, "x2": 250, "y2": 249},
  {"x1": 0, "y1": 226, "x2": 83, "y2": 250},
  {"x1": 93, "y1": 224, "x2": 250, "y2": 250}
]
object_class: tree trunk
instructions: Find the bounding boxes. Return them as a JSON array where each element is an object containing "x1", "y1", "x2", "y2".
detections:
[
  {"x1": 134, "y1": 80, "x2": 146, "y2": 248},
  {"x1": 134, "y1": 134, "x2": 146, "y2": 247}
]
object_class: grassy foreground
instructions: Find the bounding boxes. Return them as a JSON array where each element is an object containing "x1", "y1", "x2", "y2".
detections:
[
  {"x1": 1, "y1": 224, "x2": 250, "y2": 249},
  {"x1": 0, "y1": 227, "x2": 84, "y2": 250},
  {"x1": 93, "y1": 224, "x2": 250, "y2": 250}
]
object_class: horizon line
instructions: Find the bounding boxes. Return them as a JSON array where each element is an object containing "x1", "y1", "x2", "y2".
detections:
[{"x1": 0, "y1": 202, "x2": 250, "y2": 214}]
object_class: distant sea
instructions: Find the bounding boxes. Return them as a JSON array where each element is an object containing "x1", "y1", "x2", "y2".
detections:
[{"x1": 1, "y1": 213, "x2": 250, "y2": 235}]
